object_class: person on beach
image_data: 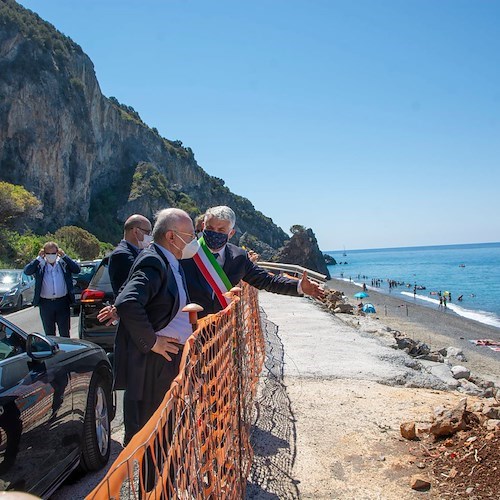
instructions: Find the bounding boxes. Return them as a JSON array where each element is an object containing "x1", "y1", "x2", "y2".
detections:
[
  {"x1": 443, "y1": 296, "x2": 447, "y2": 308},
  {"x1": 439, "y1": 296, "x2": 443, "y2": 308}
]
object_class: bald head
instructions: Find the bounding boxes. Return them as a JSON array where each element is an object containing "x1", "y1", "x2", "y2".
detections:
[
  {"x1": 124, "y1": 214, "x2": 151, "y2": 233},
  {"x1": 123, "y1": 214, "x2": 152, "y2": 247},
  {"x1": 153, "y1": 208, "x2": 195, "y2": 259}
]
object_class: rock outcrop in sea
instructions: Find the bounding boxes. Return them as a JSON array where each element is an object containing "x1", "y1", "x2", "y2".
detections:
[{"x1": 272, "y1": 226, "x2": 331, "y2": 278}]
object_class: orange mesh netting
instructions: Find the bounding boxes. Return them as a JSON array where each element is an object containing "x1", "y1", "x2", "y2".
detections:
[{"x1": 87, "y1": 283, "x2": 264, "y2": 499}]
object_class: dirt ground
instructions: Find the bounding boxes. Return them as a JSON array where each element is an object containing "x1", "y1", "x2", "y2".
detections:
[{"x1": 247, "y1": 292, "x2": 499, "y2": 499}]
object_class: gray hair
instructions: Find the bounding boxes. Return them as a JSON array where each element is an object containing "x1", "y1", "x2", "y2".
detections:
[
  {"x1": 152, "y1": 208, "x2": 190, "y2": 240},
  {"x1": 204, "y1": 206, "x2": 236, "y2": 229}
]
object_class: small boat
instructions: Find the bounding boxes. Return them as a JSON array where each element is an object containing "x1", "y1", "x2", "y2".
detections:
[{"x1": 459, "y1": 263, "x2": 466, "y2": 268}]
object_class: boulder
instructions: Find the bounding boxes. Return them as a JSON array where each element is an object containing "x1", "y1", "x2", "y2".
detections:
[
  {"x1": 429, "y1": 398, "x2": 467, "y2": 437},
  {"x1": 410, "y1": 476, "x2": 431, "y2": 491},
  {"x1": 400, "y1": 421, "x2": 417, "y2": 440},
  {"x1": 451, "y1": 365, "x2": 470, "y2": 380}
]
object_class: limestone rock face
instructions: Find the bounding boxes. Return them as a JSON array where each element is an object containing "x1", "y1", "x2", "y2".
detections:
[
  {"x1": 272, "y1": 226, "x2": 331, "y2": 278},
  {"x1": 0, "y1": 2, "x2": 289, "y2": 248}
]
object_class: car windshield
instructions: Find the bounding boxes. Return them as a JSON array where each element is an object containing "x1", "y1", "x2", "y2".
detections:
[
  {"x1": 75, "y1": 264, "x2": 97, "y2": 281},
  {"x1": 0, "y1": 271, "x2": 21, "y2": 284}
]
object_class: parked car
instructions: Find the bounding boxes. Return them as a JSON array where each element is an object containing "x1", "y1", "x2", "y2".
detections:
[
  {"x1": 79, "y1": 257, "x2": 117, "y2": 351},
  {"x1": 72, "y1": 259, "x2": 101, "y2": 315},
  {"x1": 0, "y1": 270, "x2": 35, "y2": 312},
  {"x1": 0, "y1": 315, "x2": 114, "y2": 497}
]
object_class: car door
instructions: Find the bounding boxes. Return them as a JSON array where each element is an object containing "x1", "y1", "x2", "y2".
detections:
[
  {"x1": 20, "y1": 273, "x2": 35, "y2": 305},
  {"x1": 0, "y1": 323, "x2": 76, "y2": 495}
]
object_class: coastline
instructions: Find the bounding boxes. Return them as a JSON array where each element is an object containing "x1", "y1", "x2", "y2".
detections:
[{"x1": 326, "y1": 277, "x2": 500, "y2": 385}]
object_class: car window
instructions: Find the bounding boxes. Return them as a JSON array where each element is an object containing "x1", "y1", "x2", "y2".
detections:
[
  {"x1": 89, "y1": 260, "x2": 113, "y2": 293},
  {"x1": 74, "y1": 264, "x2": 98, "y2": 281},
  {"x1": 0, "y1": 322, "x2": 26, "y2": 361}
]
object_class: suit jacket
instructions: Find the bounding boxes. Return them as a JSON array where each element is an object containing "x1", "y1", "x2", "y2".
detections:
[
  {"x1": 108, "y1": 239, "x2": 140, "y2": 296},
  {"x1": 181, "y1": 242, "x2": 301, "y2": 317},
  {"x1": 24, "y1": 256, "x2": 81, "y2": 306},
  {"x1": 113, "y1": 244, "x2": 180, "y2": 401}
]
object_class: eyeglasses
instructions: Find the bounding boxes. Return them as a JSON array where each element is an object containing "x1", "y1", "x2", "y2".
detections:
[
  {"x1": 173, "y1": 230, "x2": 196, "y2": 242},
  {"x1": 136, "y1": 227, "x2": 152, "y2": 236}
]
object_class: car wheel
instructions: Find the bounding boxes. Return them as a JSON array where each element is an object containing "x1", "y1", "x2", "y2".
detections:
[{"x1": 80, "y1": 375, "x2": 111, "y2": 471}]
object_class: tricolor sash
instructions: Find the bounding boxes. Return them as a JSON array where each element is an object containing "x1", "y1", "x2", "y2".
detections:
[{"x1": 193, "y1": 237, "x2": 233, "y2": 308}]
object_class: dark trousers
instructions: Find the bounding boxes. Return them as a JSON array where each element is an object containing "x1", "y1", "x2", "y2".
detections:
[
  {"x1": 39, "y1": 296, "x2": 71, "y2": 337},
  {"x1": 124, "y1": 349, "x2": 183, "y2": 446}
]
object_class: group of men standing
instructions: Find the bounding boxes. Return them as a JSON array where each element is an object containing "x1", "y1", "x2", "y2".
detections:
[{"x1": 26, "y1": 205, "x2": 324, "y2": 446}]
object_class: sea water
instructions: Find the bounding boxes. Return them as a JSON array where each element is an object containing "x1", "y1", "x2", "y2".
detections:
[{"x1": 326, "y1": 242, "x2": 500, "y2": 329}]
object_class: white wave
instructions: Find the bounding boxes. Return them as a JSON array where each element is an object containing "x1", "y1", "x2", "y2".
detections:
[{"x1": 400, "y1": 291, "x2": 500, "y2": 329}]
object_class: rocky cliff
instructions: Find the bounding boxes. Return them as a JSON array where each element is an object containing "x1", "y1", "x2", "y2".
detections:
[
  {"x1": 272, "y1": 226, "x2": 331, "y2": 278},
  {"x1": 0, "y1": 0, "x2": 289, "y2": 247}
]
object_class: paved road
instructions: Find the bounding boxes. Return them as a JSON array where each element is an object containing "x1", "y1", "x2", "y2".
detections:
[{"x1": 2, "y1": 305, "x2": 126, "y2": 499}]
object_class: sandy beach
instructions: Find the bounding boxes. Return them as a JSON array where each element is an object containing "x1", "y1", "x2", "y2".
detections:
[{"x1": 327, "y1": 277, "x2": 500, "y2": 385}]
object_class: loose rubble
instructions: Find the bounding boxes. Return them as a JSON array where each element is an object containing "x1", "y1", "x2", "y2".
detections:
[{"x1": 401, "y1": 397, "x2": 500, "y2": 498}]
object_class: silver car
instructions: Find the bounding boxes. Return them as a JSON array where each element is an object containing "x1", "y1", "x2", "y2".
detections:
[{"x1": 0, "y1": 270, "x2": 35, "y2": 311}]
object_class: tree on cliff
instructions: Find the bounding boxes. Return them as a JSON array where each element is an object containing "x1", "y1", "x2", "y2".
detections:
[{"x1": 0, "y1": 181, "x2": 43, "y2": 227}]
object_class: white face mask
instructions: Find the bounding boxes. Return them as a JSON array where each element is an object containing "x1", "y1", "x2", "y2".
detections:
[
  {"x1": 138, "y1": 234, "x2": 153, "y2": 249},
  {"x1": 180, "y1": 238, "x2": 200, "y2": 260},
  {"x1": 45, "y1": 254, "x2": 57, "y2": 264},
  {"x1": 173, "y1": 233, "x2": 200, "y2": 260}
]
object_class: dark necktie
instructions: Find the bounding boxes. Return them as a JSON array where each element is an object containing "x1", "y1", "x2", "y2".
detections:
[
  {"x1": 178, "y1": 264, "x2": 191, "y2": 303},
  {"x1": 213, "y1": 252, "x2": 219, "y2": 260}
]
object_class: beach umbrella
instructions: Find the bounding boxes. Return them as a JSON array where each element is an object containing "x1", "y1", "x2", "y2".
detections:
[
  {"x1": 362, "y1": 303, "x2": 376, "y2": 313},
  {"x1": 354, "y1": 292, "x2": 369, "y2": 299}
]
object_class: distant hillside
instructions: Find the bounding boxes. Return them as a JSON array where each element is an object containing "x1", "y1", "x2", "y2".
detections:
[{"x1": 0, "y1": 0, "x2": 289, "y2": 248}]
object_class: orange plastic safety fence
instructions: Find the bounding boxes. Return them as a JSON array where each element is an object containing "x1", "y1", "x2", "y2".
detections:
[{"x1": 87, "y1": 283, "x2": 264, "y2": 500}]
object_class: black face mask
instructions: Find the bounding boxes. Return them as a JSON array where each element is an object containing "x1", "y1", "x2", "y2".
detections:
[{"x1": 203, "y1": 229, "x2": 229, "y2": 250}]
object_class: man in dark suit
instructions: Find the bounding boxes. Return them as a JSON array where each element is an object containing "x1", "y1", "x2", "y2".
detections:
[
  {"x1": 113, "y1": 208, "x2": 198, "y2": 441},
  {"x1": 109, "y1": 214, "x2": 153, "y2": 296},
  {"x1": 108, "y1": 214, "x2": 152, "y2": 445},
  {"x1": 181, "y1": 206, "x2": 324, "y2": 316},
  {"x1": 24, "y1": 242, "x2": 80, "y2": 337}
]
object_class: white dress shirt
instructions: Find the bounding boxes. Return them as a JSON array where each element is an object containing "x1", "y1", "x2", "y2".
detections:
[
  {"x1": 39, "y1": 258, "x2": 68, "y2": 299},
  {"x1": 154, "y1": 246, "x2": 192, "y2": 344}
]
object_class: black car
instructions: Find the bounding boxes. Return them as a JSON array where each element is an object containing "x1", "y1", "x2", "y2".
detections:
[
  {"x1": 79, "y1": 257, "x2": 117, "y2": 351},
  {"x1": 0, "y1": 315, "x2": 114, "y2": 497},
  {"x1": 72, "y1": 260, "x2": 101, "y2": 315}
]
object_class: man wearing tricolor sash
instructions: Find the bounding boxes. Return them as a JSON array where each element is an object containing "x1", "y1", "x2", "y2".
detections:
[{"x1": 181, "y1": 206, "x2": 324, "y2": 316}]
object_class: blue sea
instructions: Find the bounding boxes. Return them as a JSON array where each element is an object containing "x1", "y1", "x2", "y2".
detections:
[{"x1": 326, "y1": 242, "x2": 500, "y2": 329}]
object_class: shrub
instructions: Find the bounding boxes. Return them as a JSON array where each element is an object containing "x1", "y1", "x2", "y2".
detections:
[{"x1": 54, "y1": 226, "x2": 101, "y2": 260}]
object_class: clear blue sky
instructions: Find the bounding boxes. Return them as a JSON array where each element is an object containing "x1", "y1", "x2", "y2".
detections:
[{"x1": 19, "y1": 0, "x2": 500, "y2": 251}]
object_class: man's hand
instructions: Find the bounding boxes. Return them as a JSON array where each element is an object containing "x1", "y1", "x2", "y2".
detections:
[
  {"x1": 301, "y1": 271, "x2": 325, "y2": 299},
  {"x1": 38, "y1": 248, "x2": 45, "y2": 258},
  {"x1": 57, "y1": 248, "x2": 65, "y2": 257},
  {"x1": 97, "y1": 305, "x2": 119, "y2": 326},
  {"x1": 151, "y1": 337, "x2": 180, "y2": 361}
]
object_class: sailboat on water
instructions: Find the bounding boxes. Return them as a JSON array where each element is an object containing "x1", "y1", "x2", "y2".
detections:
[{"x1": 342, "y1": 245, "x2": 347, "y2": 257}]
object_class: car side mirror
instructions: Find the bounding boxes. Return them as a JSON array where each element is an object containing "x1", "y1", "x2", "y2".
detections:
[{"x1": 27, "y1": 332, "x2": 60, "y2": 360}]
